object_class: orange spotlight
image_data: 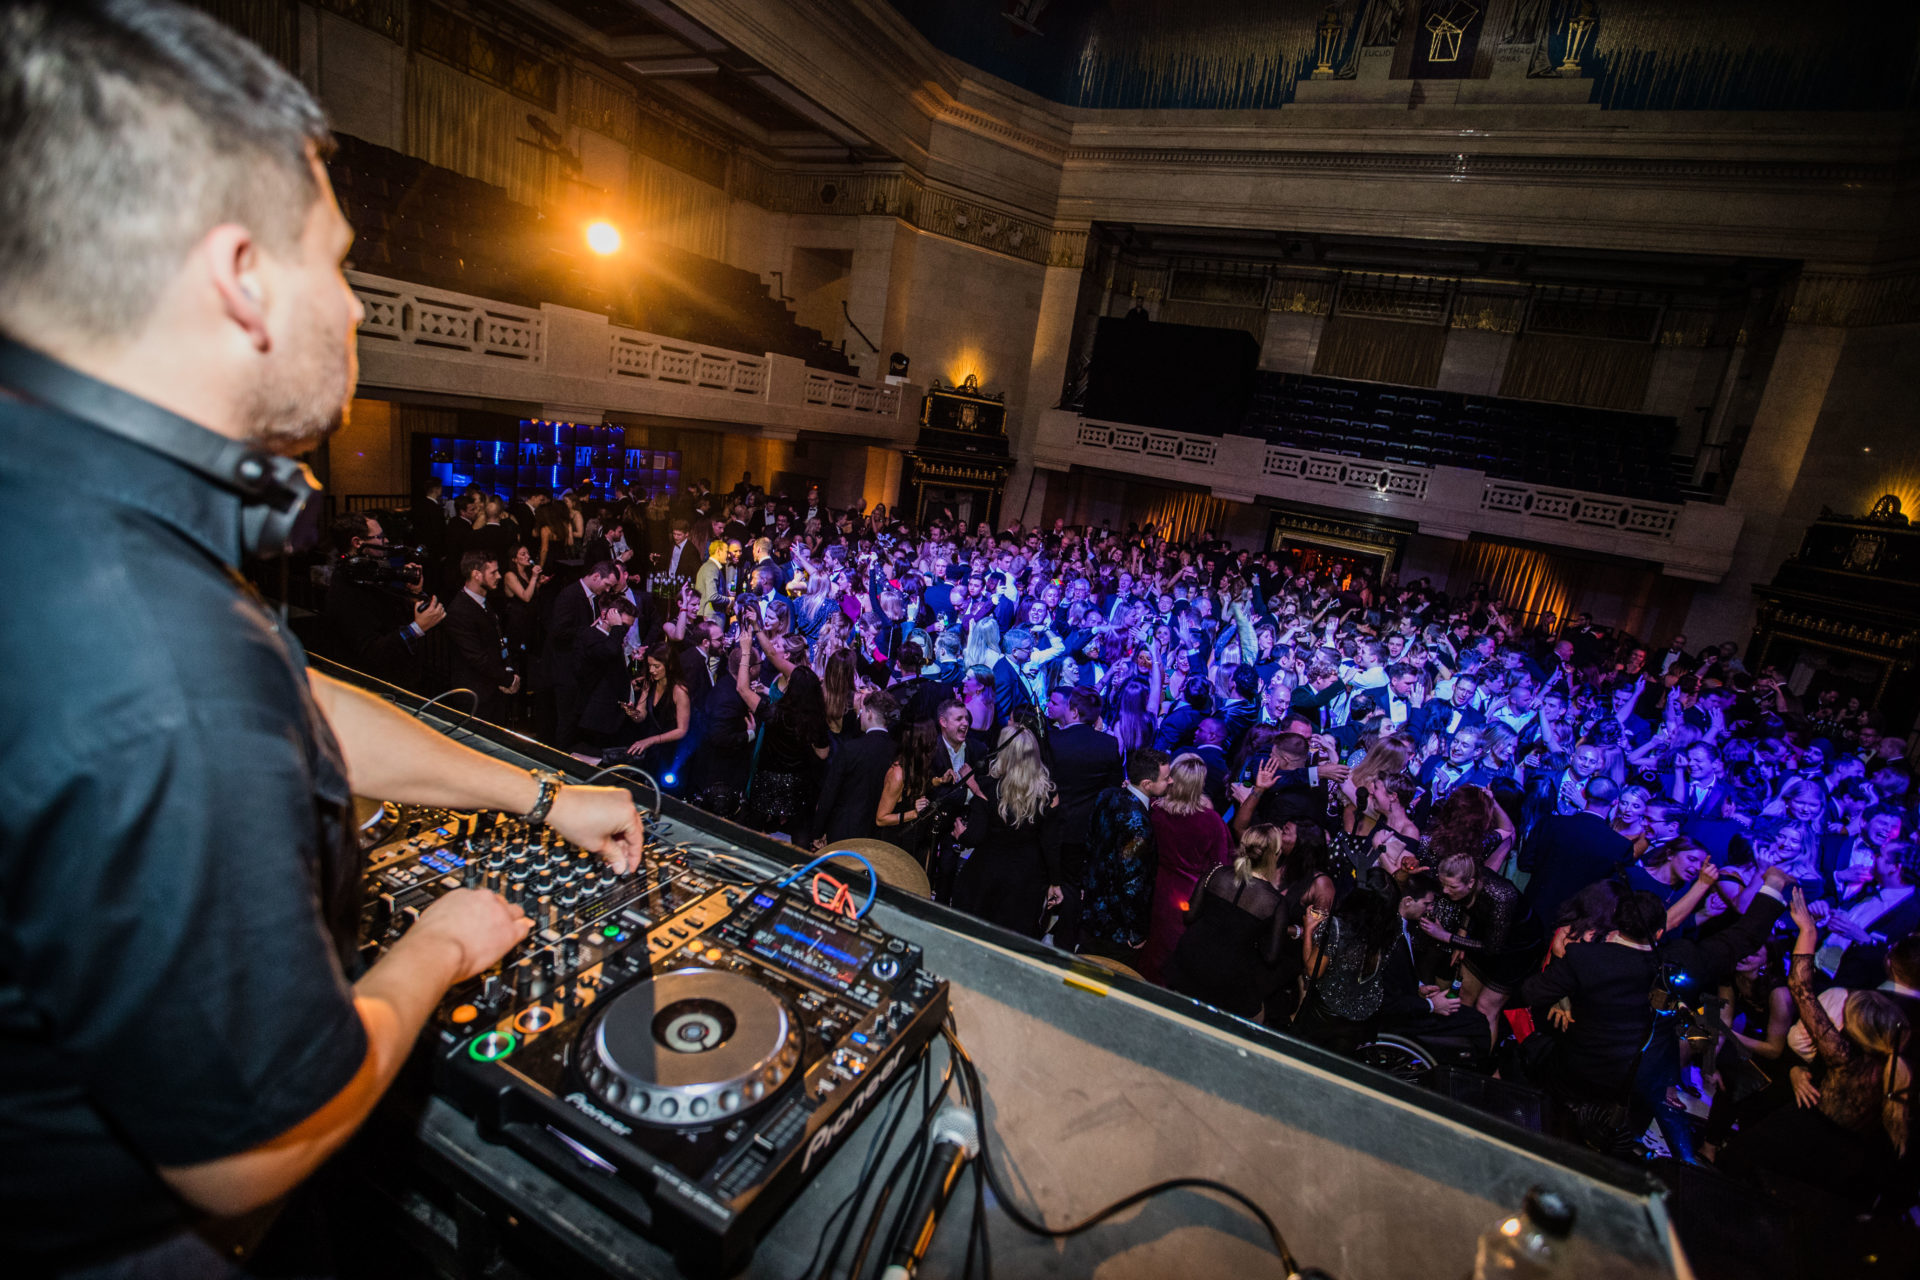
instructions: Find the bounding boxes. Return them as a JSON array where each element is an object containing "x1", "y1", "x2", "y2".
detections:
[{"x1": 585, "y1": 220, "x2": 622, "y2": 255}]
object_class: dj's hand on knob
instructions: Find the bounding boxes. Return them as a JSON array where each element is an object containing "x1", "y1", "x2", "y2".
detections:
[
  {"x1": 411, "y1": 888, "x2": 533, "y2": 982},
  {"x1": 546, "y1": 785, "x2": 647, "y2": 875}
]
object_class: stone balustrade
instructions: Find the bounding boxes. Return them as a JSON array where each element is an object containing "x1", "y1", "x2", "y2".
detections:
[
  {"x1": 1034, "y1": 409, "x2": 1743, "y2": 582},
  {"x1": 348, "y1": 271, "x2": 912, "y2": 441}
]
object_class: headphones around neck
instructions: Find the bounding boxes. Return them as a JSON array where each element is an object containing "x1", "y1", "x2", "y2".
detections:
[{"x1": 0, "y1": 337, "x2": 319, "y2": 558}]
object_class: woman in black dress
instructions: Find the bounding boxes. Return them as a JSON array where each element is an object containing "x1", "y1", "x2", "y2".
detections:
[
  {"x1": 1421, "y1": 849, "x2": 1545, "y2": 1045},
  {"x1": 874, "y1": 719, "x2": 949, "y2": 866},
  {"x1": 618, "y1": 642, "x2": 690, "y2": 778},
  {"x1": 736, "y1": 641, "x2": 831, "y2": 839},
  {"x1": 1163, "y1": 823, "x2": 1321, "y2": 1026},
  {"x1": 952, "y1": 724, "x2": 1063, "y2": 938}
]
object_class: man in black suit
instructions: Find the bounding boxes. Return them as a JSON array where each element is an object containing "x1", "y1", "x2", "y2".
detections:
[
  {"x1": 1230, "y1": 731, "x2": 1350, "y2": 838},
  {"x1": 1413, "y1": 671, "x2": 1485, "y2": 744},
  {"x1": 543, "y1": 560, "x2": 619, "y2": 750},
  {"x1": 1519, "y1": 776, "x2": 1634, "y2": 924},
  {"x1": 927, "y1": 698, "x2": 992, "y2": 901},
  {"x1": 1044, "y1": 687, "x2": 1125, "y2": 949},
  {"x1": 568, "y1": 595, "x2": 640, "y2": 754},
  {"x1": 812, "y1": 690, "x2": 900, "y2": 849},
  {"x1": 992, "y1": 627, "x2": 1040, "y2": 730},
  {"x1": 1190, "y1": 716, "x2": 1232, "y2": 817},
  {"x1": 442, "y1": 551, "x2": 517, "y2": 724},
  {"x1": 1824, "y1": 846, "x2": 1920, "y2": 990},
  {"x1": 653, "y1": 518, "x2": 698, "y2": 583},
  {"x1": 1219, "y1": 665, "x2": 1262, "y2": 759}
]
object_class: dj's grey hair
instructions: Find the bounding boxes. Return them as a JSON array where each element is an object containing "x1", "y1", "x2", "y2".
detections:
[{"x1": 0, "y1": 0, "x2": 331, "y2": 341}]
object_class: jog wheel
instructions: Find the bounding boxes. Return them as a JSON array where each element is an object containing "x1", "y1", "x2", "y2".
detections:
[{"x1": 579, "y1": 968, "x2": 799, "y2": 1126}]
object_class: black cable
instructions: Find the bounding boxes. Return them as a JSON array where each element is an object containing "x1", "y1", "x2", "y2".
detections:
[
  {"x1": 940, "y1": 1023, "x2": 1302, "y2": 1277},
  {"x1": 851, "y1": 1048, "x2": 950, "y2": 1280},
  {"x1": 581, "y1": 761, "x2": 663, "y2": 818},
  {"x1": 813, "y1": 1046, "x2": 947, "y2": 1280},
  {"x1": 791, "y1": 1050, "x2": 929, "y2": 1280},
  {"x1": 409, "y1": 687, "x2": 479, "y2": 736}
]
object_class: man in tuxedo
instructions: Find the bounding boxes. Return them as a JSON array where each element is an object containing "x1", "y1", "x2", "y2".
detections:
[
  {"x1": 1219, "y1": 665, "x2": 1261, "y2": 759},
  {"x1": 570, "y1": 594, "x2": 640, "y2": 756},
  {"x1": 920, "y1": 698, "x2": 993, "y2": 901},
  {"x1": 812, "y1": 690, "x2": 900, "y2": 848},
  {"x1": 654, "y1": 518, "x2": 698, "y2": 583},
  {"x1": 1416, "y1": 726, "x2": 1492, "y2": 819},
  {"x1": 443, "y1": 551, "x2": 518, "y2": 724},
  {"x1": 1415, "y1": 671, "x2": 1484, "y2": 742},
  {"x1": 543, "y1": 560, "x2": 618, "y2": 750},
  {"x1": 1189, "y1": 716, "x2": 1232, "y2": 816},
  {"x1": 677, "y1": 619, "x2": 726, "y2": 708},
  {"x1": 1044, "y1": 687, "x2": 1125, "y2": 950},
  {"x1": 1231, "y1": 731, "x2": 1350, "y2": 838},
  {"x1": 922, "y1": 562, "x2": 963, "y2": 625},
  {"x1": 992, "y1": 627, "x2": 1041, "y2": 729},
  {"x1": 1519, "y1": 775, "x2": 1633, "y2": 923}
]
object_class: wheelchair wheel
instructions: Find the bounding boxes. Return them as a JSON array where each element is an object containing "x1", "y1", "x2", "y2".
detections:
[{"x1": 1355, "y1": 1031, "x2": 1440, "y2": 1087}]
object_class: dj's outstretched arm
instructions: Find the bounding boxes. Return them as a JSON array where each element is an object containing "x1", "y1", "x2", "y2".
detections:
[
  {"x1": 161, "y1": 888, "x2": 528, "y2": 1217},
  {"x1": 307, "y1": 669, "x2": 646, "y2": 872}
]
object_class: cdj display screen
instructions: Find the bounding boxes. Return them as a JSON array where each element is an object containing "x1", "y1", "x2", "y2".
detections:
[{"x1": 746, "y1": 905, "x2": 876, "y2": 991}]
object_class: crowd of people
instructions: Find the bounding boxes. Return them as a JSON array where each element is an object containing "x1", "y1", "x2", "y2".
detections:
[{"x1": 316, "y1": 471, "x2": 1916, "y2": 1223}]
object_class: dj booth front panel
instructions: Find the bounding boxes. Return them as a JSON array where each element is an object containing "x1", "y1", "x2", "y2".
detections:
[{"x1": 333, "y1": 662, "x2": 1680, "y2": 1280}]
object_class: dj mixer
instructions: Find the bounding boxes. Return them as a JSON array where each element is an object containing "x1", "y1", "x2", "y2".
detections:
[{"x1": 356, "y1": 805, "x2": 949, "y2": 1275}]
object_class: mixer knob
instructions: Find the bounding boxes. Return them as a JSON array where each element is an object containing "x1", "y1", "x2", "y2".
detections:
[
  {"x1": 480, "y1": 973, "x2": 503, "y2": 1007},
  {"x1": 462, "y1": 864, "x2": 482, "y2": 889},
  {"x1": 559, "y1": 884, "x2": 582, "y2": 907},
  {"x1": 534, "y1": 870, "x2": 554, "y2": 894},
  {"x1": 512, "y1": 958, "x2": 533, "y2": 1002},
  {"x1": 561, "y1": 936, "x2": 580, "y2": 968}
]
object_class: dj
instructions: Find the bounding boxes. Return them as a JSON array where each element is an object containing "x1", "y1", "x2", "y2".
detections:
[{"x1": 0, "y1": 3, "x2": 644, "y2": 1274}]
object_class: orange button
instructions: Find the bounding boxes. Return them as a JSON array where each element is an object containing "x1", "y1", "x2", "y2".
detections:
[
  {"x1": 450, "y1": 1004, "x2": 479, "y2": 1024},
  {"x1": 705, "y1": 947, "x2": 723, "y2": 963}
]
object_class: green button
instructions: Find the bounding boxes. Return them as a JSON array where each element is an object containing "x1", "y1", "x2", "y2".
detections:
[
  {"x1": 603, "y1": 924, "x2": 620, "y2": 938},
  {"x1": 468, "y1": 1030, "x2": 518, "y2": 1062}
]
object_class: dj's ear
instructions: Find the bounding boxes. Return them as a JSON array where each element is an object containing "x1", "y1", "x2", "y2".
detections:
[{"x1": 204, "y1": 223, "x2": 271, "y2": 350}]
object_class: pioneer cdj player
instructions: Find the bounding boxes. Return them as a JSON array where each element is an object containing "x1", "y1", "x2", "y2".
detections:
[{"x1": 356, "y1": 805, "x2": 950, "y2": 1275}]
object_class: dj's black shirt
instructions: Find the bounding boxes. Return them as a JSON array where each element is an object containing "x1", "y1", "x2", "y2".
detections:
[{"x1": 0, "y1": 382, "x2": 369, "y2": 1261}]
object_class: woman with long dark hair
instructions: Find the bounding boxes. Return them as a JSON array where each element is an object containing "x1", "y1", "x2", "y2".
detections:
[
  {"x1": 620, "y1": 641, "x2": 690, "y2": 777},
  {"x1": 1294, "y1": 868, "x2": 1403, "y2": 1053},
  {"x1": 736, "y1": 636, "x2": 830, "y2": 839},
  {"x1": 875, "y1": 719, "x2": 949, "y2": 866},
  {"x1": 1719, "y1": 890, "x2": 1912, "y2": 1209}
]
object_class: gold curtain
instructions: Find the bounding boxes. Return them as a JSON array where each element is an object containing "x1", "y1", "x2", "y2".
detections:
[
  {"x1": 406, "y1": 56, "x2": 560, "y2": 209},
  {"x1": 1444, "y1": 538, "x2": 1574, "y2": 626},
  {"x1": 1313, "y1": 314, "x2": 1447, "y2": 387},
  {"x1": 630, "y1": 154, "x2": 729, "y2": 262},
  {"x1": 1441, "y1": 536, "x2": 1696, "y2": 643},
  {"x1": 1138, "y1": 488, "x2": 1237, "y2": 544},
  {"x1": 1499, "y1": 333, "x2": 1657, "y2": 411}
]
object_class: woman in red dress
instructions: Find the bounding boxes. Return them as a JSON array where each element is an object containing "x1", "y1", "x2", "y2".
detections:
[{"x1": 1142, "y1": 752, "x2": 1234, "y2": 982}]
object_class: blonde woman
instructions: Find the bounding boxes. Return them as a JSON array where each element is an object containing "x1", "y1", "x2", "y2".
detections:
[
  {"x1": 951, "y1": 724, "x2": 1061, "y2": 938},
  {"x1": 962, "y1": 612, "x2": 1003, "y2": 672},
  {"x1": 1162, "y1": 823, "x2": 1306, "y2": 1023},
  {"x1": 1337, "y1": 733, "x2": 1417, "y2": 838},
  {"x1": 1141, "y1": 753, "x2": 1234, "y2": 982}
]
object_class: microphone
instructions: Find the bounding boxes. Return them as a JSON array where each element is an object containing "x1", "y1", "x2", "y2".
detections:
[{"x1": 880, "y1": 1103, "x2": 980, "y2": 1280}]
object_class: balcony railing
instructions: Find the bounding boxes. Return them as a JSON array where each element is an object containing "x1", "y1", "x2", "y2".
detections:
[
  {"x1": 1037, "y1": 410, "x2": 1741, "y2": 582},
  {"x1": 346, "y1": 271, "x2": 908, "y2": 438}
]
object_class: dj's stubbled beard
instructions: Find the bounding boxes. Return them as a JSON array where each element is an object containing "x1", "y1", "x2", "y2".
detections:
[{"x1": 245, "y1": 309, "x2": 357, "y2": 456}]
